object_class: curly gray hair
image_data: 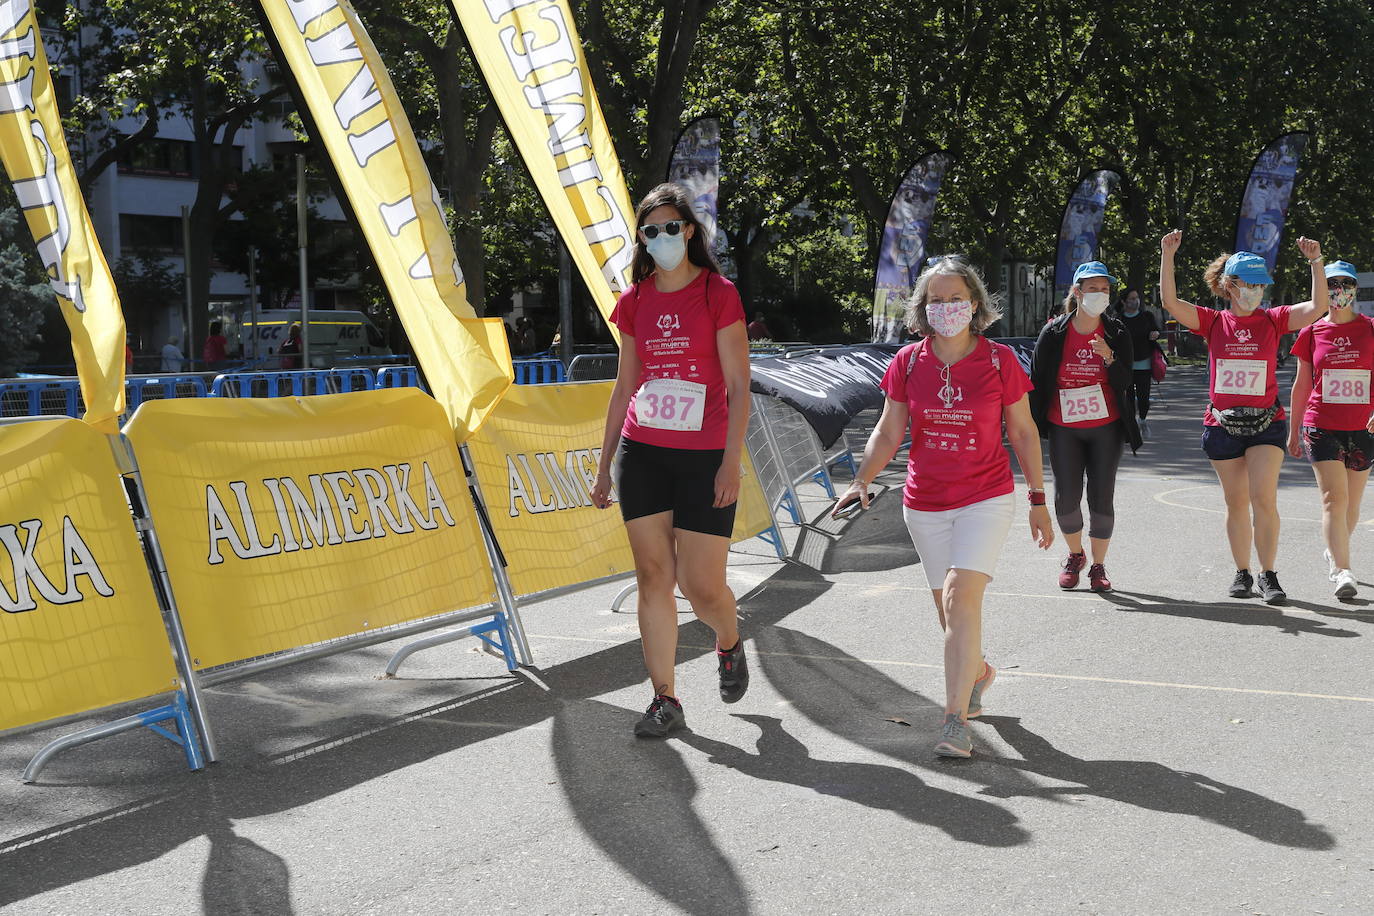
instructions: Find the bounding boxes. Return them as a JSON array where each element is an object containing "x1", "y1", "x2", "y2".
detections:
[{"x1": 905, "y1": 257, "x2": 1004, "y2": 336}]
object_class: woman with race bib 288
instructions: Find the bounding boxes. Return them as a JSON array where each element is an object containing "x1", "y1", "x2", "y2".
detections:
[
  {"x1": 590, "y1": 183, "x2": 751, "y2": 739},
  {"x1": 1287, "y1": 259, "x2": 1374, "y2": 599},
  {"x1": 1159, "y1": 231, "x2": 1329, "y2": 604}
]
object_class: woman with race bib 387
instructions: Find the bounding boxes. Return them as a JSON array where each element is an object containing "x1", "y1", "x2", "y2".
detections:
[
  {"x1": 590, "y1": 183, "x2": 751, "y2": 739},
  {"x1": 1286, "y1": 259, "x2": 1374, "y2": 599},
  {"x1": 831, "y1": 256, "x2": 1054, "y2": 759},
  {"x1": 1159, "y1": 231, "x2": 1329, "y2": 604}
]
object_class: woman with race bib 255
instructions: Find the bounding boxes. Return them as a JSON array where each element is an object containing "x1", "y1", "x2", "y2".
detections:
[
  {"x1": 1287, "y1": 259, "x2": 1374, "y2": 599},
  {"x1": 831, "y1": 255, "x2": 1054, "y2": 759},
  {"x1": 590, "y1": 183, "x2": 751, "y2": 739},
  {"x1": 1030, "y1": 261, "x2": 1141, "y2": 594},
  {"x1": 1159, "y1": 231, "x2": 1329, "y2": 604}
]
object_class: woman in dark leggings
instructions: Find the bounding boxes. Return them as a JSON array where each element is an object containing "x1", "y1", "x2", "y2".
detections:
[
  {"x1": 1117, "y1": 289, "x2": 1162, "y2": 439},
  {"x1": 1030, "y1": 261, "x2": 1141, "y2": 592}
]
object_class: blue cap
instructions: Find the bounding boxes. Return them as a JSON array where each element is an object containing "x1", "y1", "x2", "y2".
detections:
[
  {"x1": 1072, "y1": 260, "x2": 1119, "y2": 285},
  {"x1": 1223, "y1": 251, "x2": 1274, "y2": 285},
  {"x1": 1326, "y1": 260, "x2": 1359, "y2": 281}
]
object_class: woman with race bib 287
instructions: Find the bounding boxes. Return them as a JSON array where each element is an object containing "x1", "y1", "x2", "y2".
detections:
[
  {"x1": 1287, "y1": 259, "x2": 1374, "y2": 599},
  {"x1": 1159, "y1": 231, "x2": 1329, "y2": 604},
  {"x1": 590, "y1": 183, "x2": 751, "y2": 739}
]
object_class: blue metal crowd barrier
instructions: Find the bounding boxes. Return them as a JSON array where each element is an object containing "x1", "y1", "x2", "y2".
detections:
[
  {"x1": 513, "y1": 358, "x2": 567, "y2": 384},
  {"x1": 0, "y1": 358, "x2": 573, "y2": 419}
]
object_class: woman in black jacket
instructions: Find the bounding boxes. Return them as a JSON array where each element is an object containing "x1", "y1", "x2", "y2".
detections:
[
  {"x1": 1116, "y1": 289, "x2": 1162, "y2": 439},
  {"x1": 1030, "y1": 261, "x2": 1141, "y2": 593}
]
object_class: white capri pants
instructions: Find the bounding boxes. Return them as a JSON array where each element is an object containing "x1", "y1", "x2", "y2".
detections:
[{"x1": 902, "y1": 493, "x2": 1015, "y2": 590}]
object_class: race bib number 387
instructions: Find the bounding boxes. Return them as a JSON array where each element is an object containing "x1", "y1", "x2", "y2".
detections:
[
  {"x1": 1215, "y1": 359, "x2": 1267, "y2": 397},
  {"x1": 635, "y1": 378, "x2": 707, "y2": 431}
]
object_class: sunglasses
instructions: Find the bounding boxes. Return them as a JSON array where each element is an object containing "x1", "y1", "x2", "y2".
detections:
[
  {"x1": 1328, "y1": 279, "x2": 1357, "y2": 290},
  {"x1": 639, "y1": 220, "x2": 685, "y2": 240},
  {"x1": 926, "y1": 253, "x2": 968, "y2": 266}
]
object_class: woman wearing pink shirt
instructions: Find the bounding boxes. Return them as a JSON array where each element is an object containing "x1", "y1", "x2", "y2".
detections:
[
  {"x1": 591, "y1": 183, "x2": 751, "y2": 739},
  {"x1": 1159, "y1": 231, "x2": 1329, "y2": 604},
  {"x1": 832, "y1": 256, "x2": 1054, "y2": 758},
  {"x1": 1286, "y1": 260, "x2": 1374, "y2": 598}
]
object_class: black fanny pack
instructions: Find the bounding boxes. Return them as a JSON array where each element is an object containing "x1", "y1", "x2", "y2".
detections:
[{"x1": 1210, "y1": 402, "x2": 1279, "y2": 437}]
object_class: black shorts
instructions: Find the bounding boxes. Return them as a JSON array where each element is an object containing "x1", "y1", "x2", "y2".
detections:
[
  {"x1": 1301, "y1": 426, "x2": 1374, "y2": 471},
  {"x1": 615, "y1": 438, "x2": 737, "y2": 537},
  {"x1": 1201, "y1": 419, "x2": 1288, "y2": 461}
]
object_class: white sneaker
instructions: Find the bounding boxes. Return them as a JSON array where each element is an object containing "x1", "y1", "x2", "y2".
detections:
[
  {"x1": 1334, "y1": 569, "x2": 1357, "y2": 599},
  {"x1": 1324, "y1": 549, "x2": 1338, "y2": 581},
  {"x1": 1139, "y1": 418, "x2": 1151, "y2": 440}
]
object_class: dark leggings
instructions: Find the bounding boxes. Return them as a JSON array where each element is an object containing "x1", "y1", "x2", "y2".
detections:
[
  {"x1": 1132, "y1": 369, "x2": 1152, "y2": 419},
  {"x1": 1049, "y1": 423, "x2": 1124, "y2": 539}
]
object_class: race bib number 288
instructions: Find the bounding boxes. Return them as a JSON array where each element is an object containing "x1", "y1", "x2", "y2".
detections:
[{"x1": 635, "y1": 378, "x2": 707, "y2": 431}]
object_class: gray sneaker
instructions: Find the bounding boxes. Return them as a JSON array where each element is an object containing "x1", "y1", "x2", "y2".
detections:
[
  {"x1": 1140, "y1": 418, "x2": 1151, "y2": 440},
  {"x1": 967, "y1": 661, "x2": 996, "y2": 718},
  {"x1": 934, "y1": 712, "x2": 973, "y2": 758}
]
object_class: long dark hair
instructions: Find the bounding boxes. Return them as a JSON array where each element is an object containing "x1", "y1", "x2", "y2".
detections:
[{"x1": 630, "y1": 182, "x2": 720, "y2": 284}]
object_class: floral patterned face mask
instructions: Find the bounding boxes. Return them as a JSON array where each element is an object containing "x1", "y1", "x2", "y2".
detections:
[
  {"x1": 1331, "y1": 287, "x2": 1357, "y2": 310},
  {"x1": 926, "y1": 299, "x2": 974, "y2": 337}
]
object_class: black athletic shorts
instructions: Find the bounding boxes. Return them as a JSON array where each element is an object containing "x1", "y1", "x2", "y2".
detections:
[
  {"x1": 615, "y1": 437, "x2": 737, "y2": 537},
  {"x1": 1201, "y1": 419, "x2": 1288, "y2": 461},
  {"x1": 1301, "y1": 426, "x2": 1374, "y2": 471}
]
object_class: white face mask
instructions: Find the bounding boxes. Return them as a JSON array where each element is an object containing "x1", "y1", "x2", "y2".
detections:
[
  {"x1": 926, "y1": 299, "x2": 975, "y2": 337},
  {"x1": 645, "y1": 232, "x2": 687, "y2": 271},
  {"x1": 1234, "y1": 285, "x2": 1265, "y2": 311},
  {"x1": 1079, "y1": 291, "x2": 1110, "y2": 317}
]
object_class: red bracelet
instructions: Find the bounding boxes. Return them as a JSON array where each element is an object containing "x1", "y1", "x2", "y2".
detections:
[{"x1": 1028, "y1": 491, "x2": 1047, "y2": 506}]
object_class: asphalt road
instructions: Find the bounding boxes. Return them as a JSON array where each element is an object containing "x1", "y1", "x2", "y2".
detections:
[{"x1": 3, "y1": 363, "x2": 1373, "y2": 915}]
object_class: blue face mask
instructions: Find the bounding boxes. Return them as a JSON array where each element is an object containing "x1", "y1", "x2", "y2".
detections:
[
  {"x1": 1124, "y1": 300, "x2": 1140, "y2": 315},
  {"x1": 645, "y1": 232, "x2": 687, "y2": 271}
]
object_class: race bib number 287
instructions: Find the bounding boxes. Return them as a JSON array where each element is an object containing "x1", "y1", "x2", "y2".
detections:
[{"x1": 1215, "y1": 359, "x2": 1266, "y2": 397}]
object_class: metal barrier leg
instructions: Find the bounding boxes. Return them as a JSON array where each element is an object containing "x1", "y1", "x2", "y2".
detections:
[
  {"x1": 384, "y1": 445, "x2": 534, "y2": 675},
  {"x1": 610, "y1": 582, "x2": 638, "y2": 613},
  {"x1": 116, "y1": 436, "x2": 219, "y2": 764},
  {"x1": 23, "y1": 693, "x2": 205, "y2": 784}
]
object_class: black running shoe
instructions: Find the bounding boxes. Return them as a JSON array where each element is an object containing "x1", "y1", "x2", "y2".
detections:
[
  {"x1": 717, "y1": 640, "x2": 750, "y2": 703},
  {"x1": 634, "y1": 694, "x2": 685, "y2": 738},
  {"x1": 1229, "y1": 569, "x2": 1254, "y2": 598},
  {"x1": 1258, "y1": 571, "x2": 1287, "y2": 606}
]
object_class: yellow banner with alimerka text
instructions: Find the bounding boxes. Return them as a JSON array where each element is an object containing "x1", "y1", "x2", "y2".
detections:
[
  {"x1": 123, "y1": 389, "x2": 496, "y2": 670},
  {"x1": 1, "y1": 419, "x2": 176, "y2": 731},
  {"x1": 452, "y1": 0, "x2": 636, "y2": 335},
  {"x1": 259, "y1": 0, "x2": 511, "y2": 441},
  {"x1": 0, "y1": 1, "x2": 125, "y2": 433},
  {"x1": 467, "y1": 382, "x2": 773, "y2": 598}
]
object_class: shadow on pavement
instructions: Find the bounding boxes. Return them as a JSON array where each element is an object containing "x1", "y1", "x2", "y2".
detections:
[
  {"x1": 1099, "y1": 590, "x2": 1361, "y2": 638},
  {"x1": 976, "y1": 716, "x2": 1335, "y2": 850},
  {"x1": 681, "y1": 714, "x2": 1027, "y2": 847},
  {"x1": 552, "y1": 698, "x2": 748, "y2": 916}
]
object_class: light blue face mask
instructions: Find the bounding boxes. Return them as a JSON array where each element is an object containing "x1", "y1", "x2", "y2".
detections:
[{"x1": 645, "y1": 232, "x2": 687, "y2": 271}]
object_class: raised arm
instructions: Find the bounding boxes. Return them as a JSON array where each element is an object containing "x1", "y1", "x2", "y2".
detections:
[
  {"x1": 1288, "y1": 237, "x2": 1330, "y2": 332},
  {"x1": 1159, "y1": 230, "x2": 1201, "y2": 331}
]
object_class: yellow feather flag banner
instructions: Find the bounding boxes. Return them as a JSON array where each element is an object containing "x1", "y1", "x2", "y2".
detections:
[
  {"x1": 259, "y1": 0, "x2": 512, "y2": 441},
  {"x1": 451, "y1": 0, "x2": 636, "y2": 334},
  {"x1": 0, "y1": 1, "x2": 125, "y2": 433}
]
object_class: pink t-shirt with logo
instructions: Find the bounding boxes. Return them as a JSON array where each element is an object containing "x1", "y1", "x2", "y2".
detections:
[
  {"x1": 1191, "y1": 305, "x2": 1293, "y2": 427},
  {"x1": 610, "y1": 269, "x2": 746, "y2": 449},
  {"x1": 1048, "y1": 323, "x2": 1118, "y2": 427},
  {"x1": 1291, "y1": 316, "x2": 1374, "y2": 430},
  {"x1": 880, "y1": 337, "x2": 1034, "y2": 512}
]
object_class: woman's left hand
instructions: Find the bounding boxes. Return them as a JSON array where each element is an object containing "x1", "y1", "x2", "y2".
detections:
[
  {"x1": 1297, "y1": 236, "x2": 1323, "y2": 262},
  {"x1": 714, "y1": 462, "x2": 741, "y2": 508},
  {"x1": 1089, "y1": 334, "x2": 1113, "y2": 362},
  {"x1": 1029, "y1": 506, "x2": 1054, "y2": 550},
  {"x1": 1366, "y1": 415, "x2": 1374, "y2": 434}
]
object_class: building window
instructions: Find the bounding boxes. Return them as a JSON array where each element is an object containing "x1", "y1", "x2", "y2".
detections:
[
  {"x1": 116, "y1": 138, "x2": 245, "y2": 178},
  {"x1": 119, "y1": 214, "x2": 183, "y2": 255}
]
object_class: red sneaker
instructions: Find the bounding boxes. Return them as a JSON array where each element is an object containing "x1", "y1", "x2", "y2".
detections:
[
  {"x1": 1058, "y1": 552, "x2": 1087, "y2": 589},
  {"x1": 1088, "y1": 563, "x2": 1112, "y2": 593}
]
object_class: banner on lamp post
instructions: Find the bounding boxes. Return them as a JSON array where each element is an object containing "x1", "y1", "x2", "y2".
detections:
[{"x1": 871, "y1": 152, "x2": 952, "y2": 343}]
